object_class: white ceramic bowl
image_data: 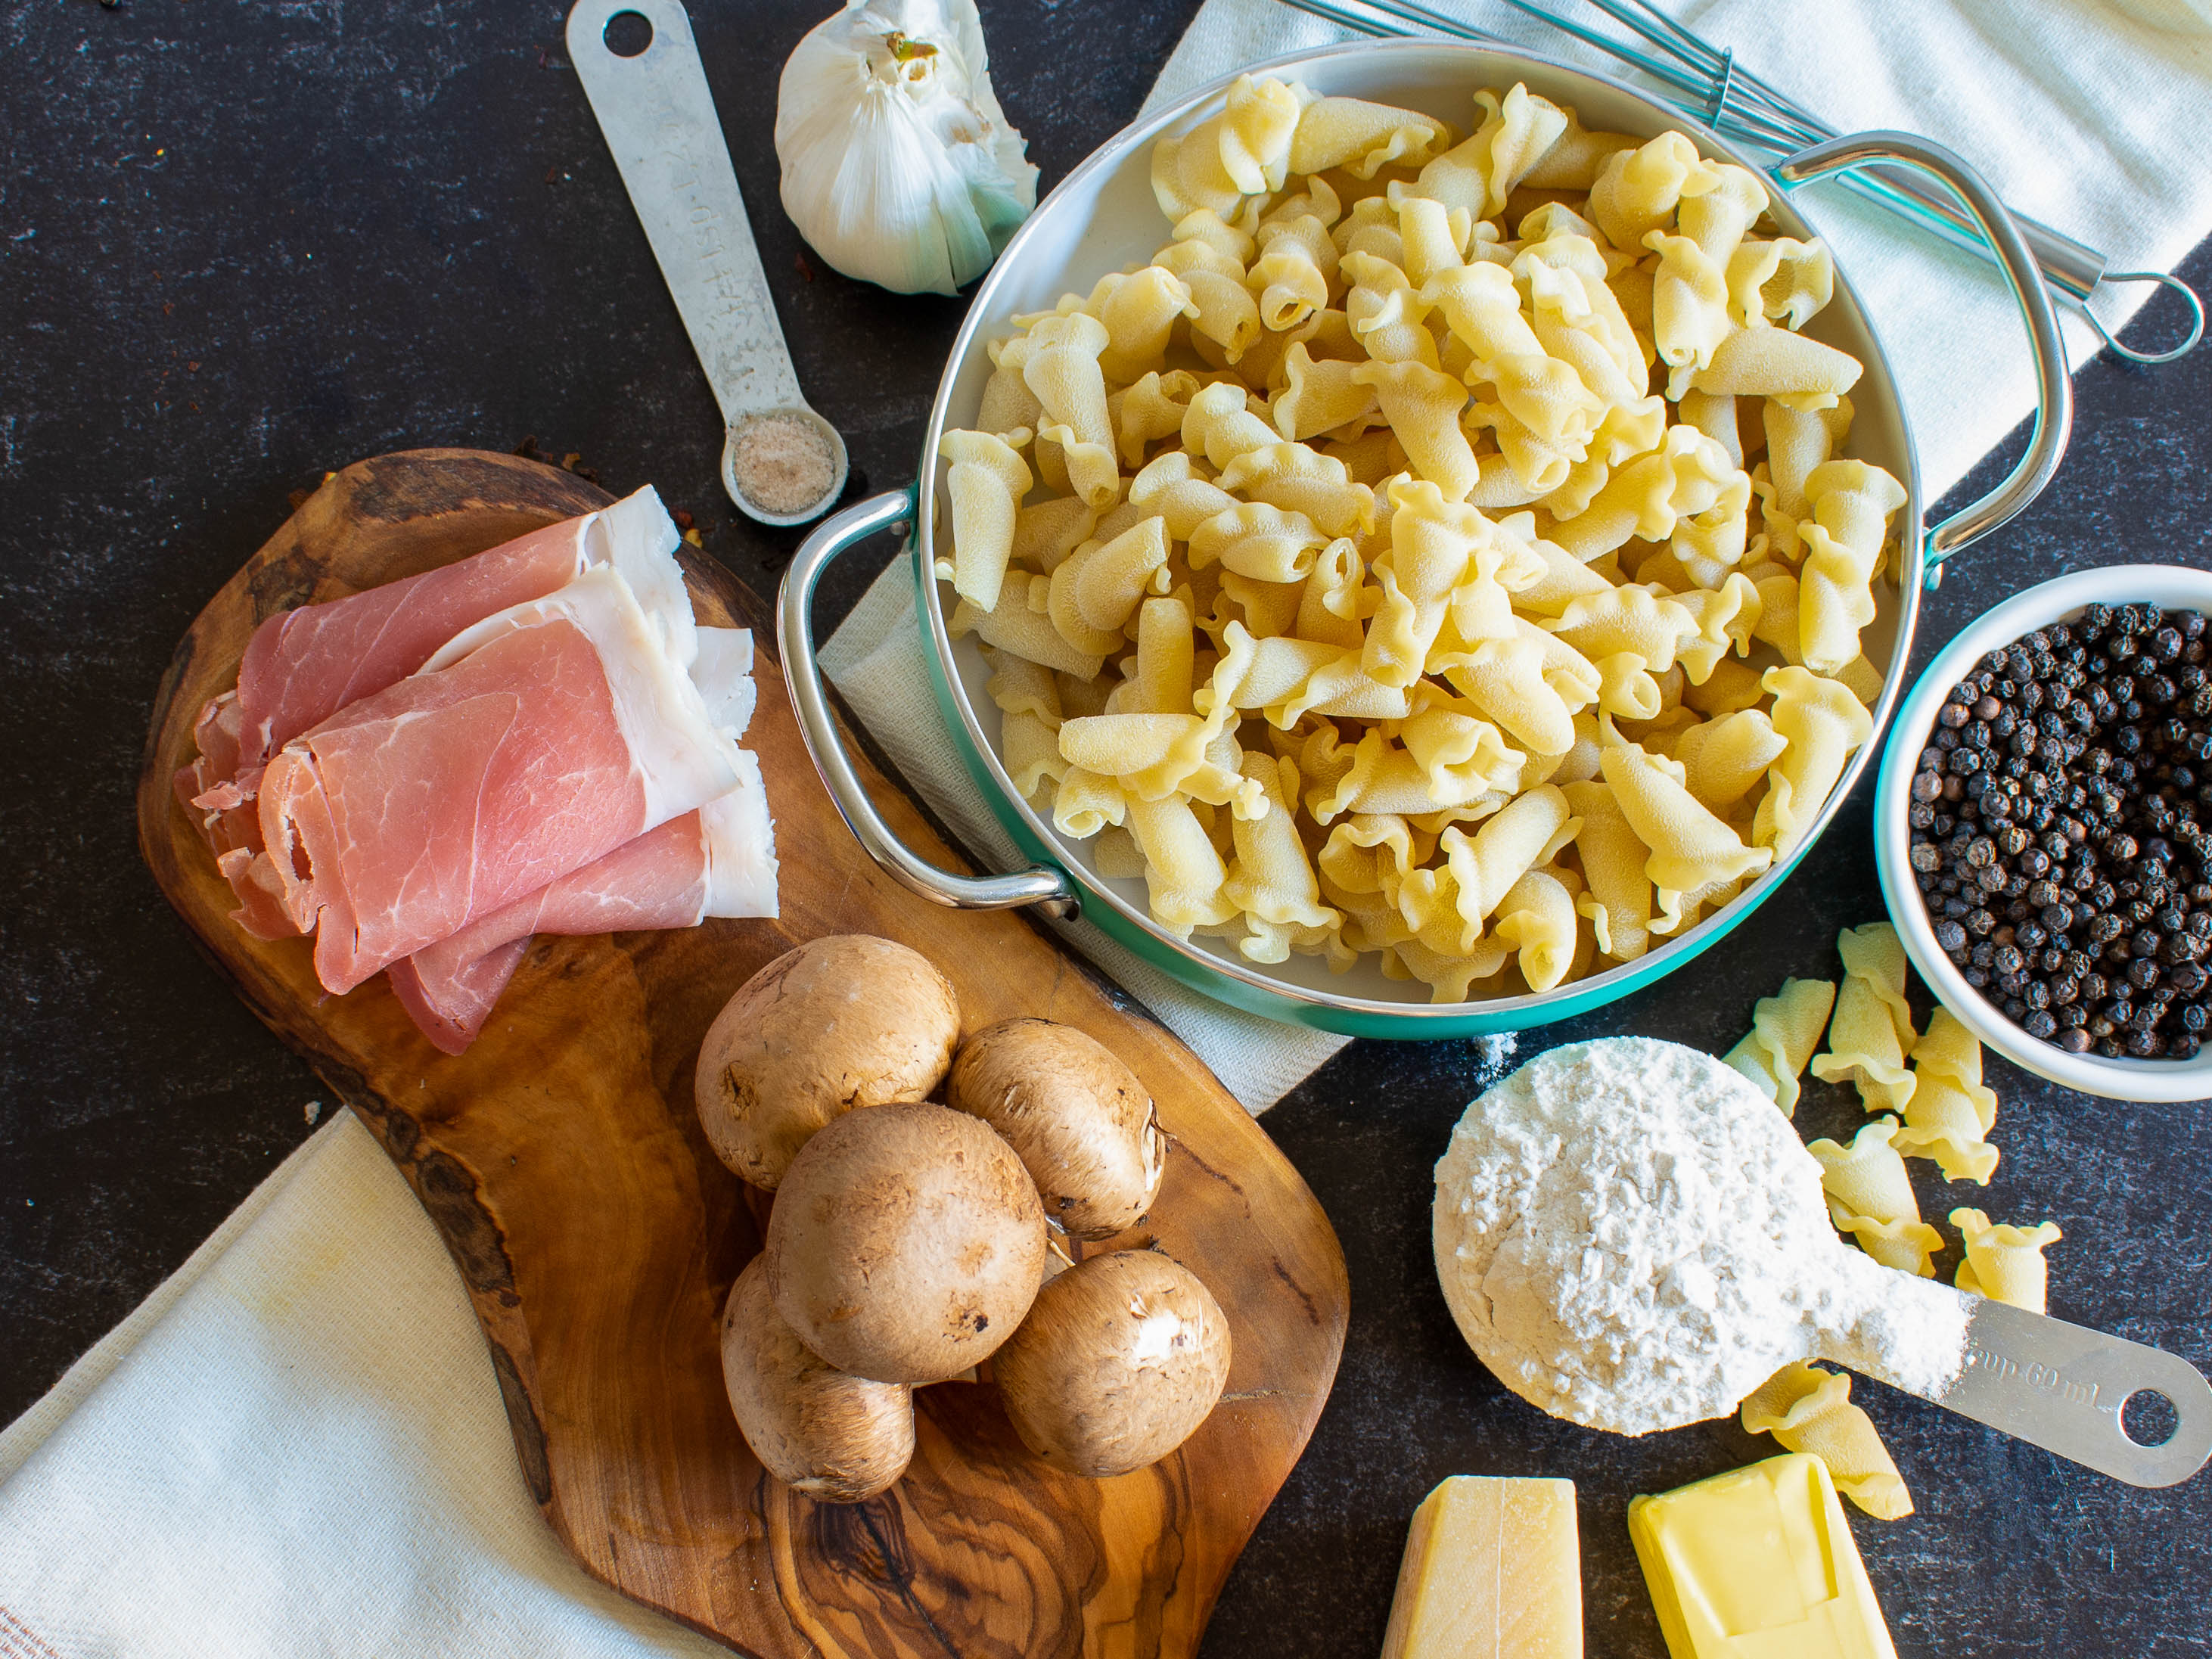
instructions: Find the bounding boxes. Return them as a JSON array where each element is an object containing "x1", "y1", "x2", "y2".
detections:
[{"x1": 1875, "y1": 565, "x2": 2212, "y2": 1101}]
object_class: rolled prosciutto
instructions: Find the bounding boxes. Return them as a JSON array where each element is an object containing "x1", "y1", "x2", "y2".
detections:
[
  {"x1": 259, "y1": 560, "x2": 741, "y2": 994},
  {"x1": 231, "y1": 484, "x2": 687, "y2": 769},
  {"x1": 386, "y1": 757, "x2": 778, "y2": 1053},
  {"x1": 180, "y1": 486, "x2": 688, "y2": 932}
]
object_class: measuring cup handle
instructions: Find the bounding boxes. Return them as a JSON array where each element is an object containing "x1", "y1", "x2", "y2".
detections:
[
  {"x1": 1776, "y1": 131, "x2": 2074, "y2": 589},
  {"x1": 778, "y1": 488, "x2": 1080, "y2": 919},
  {"x1": 1932, "y1": 1297, "x2": 2212, "y2": 1489}
]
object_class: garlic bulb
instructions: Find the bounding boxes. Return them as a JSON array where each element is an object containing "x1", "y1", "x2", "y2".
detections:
[{"x1": 775, "y1": 1, "x2": 1039, "y2": 297}]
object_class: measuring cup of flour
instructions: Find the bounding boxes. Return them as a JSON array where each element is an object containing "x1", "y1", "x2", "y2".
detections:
[
  {"x1": 1434, "y1": 1038, "x2": 2212, "y2": 1488},
  {"x1": 568, "y1": 0, "x2": 849, "y2": 527}
]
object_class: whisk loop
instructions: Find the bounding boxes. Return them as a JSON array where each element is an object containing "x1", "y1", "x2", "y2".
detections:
[{"x1": 1275, "y1": 0, "x2": 2204, "y2": 363}]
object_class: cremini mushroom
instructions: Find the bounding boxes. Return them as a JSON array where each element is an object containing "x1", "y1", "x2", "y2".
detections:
[
  {"x1": 946, "y1": 1018, "x2": 1164, "y2": 1241},
  {"x1": 694, "y1": 934, "x2": 960, "y2": 1190},
  {"x1": 719, "y1": 1255, "x2": 915, "y2": 1503},
  {"x1": 992, "y1": 1248, "x2": 1231, "y2": 1478},
  {"x1": 765, "y1": 1101, "x2": 1047, "y2": 1384}
]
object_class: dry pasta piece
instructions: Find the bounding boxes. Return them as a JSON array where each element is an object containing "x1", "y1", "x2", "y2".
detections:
[
  {"x1": 1182, "y1": 381, "x2": 1282, "y2": 472},
  {"x1": 1125, "y1": 794, "x2": 1241, "y2": 936},
  {"x1": 1188, "y1": 502, "x2": 1328, "y2": 584},
  {"x1": 1353, "y1": 357, "x2": 1480, "y2": 501},
  {"x1": 1362, "y1": 480, "x2": 1495, "y2": 686},
  {"x1": 1049, "y1": 517, "x2": 1171, "y2": 654},
  {"x1": 1112, "y1": 369, "x2": 1201, "y2": 470},
  {"x1": 1223, "y1": 753, "x2": 1340, "y2": 962},
  {"x1": 1288, "y1": 93, "x2": 1451, "y2": 179},
  {"x1": 1151, "y1": 73, "x2": 1304, "y2": 219},
  {"x1": 1807, "y1": 1117, "x2": 1943, "y2": 1278},
  {"x1": 1689, "y1": 325, "x2": 1863, "y2": 410},
  {"x1": 1434, "y1": 620, "x2": 1595, "y2": 755},
  {"x1": 938, "y1": 428, "x2": 1034, "y2": 612},
  {"x1": 1009, "y1": 312, "x2": 1120, "y2": 508},
  {"x1": 1518, "y1": 106, "x2": 1636, "y2": 191},
  {"x1": 1755, "y1": 666, "x2": 1874, "y2": 854},
  {"x1": 1810, "y1": 922, "x2": 1918, "y2": 1115},
  {"x1": 1727, "y1": 237, "x2": 1835, "y2": 330},
  {"x1": 1095, "y1": 266, "x2": 1199, "y2": 384},
  {"x1": 1951, "y1": 1209, "x2": 2062, "y2": 1314},
  {"x1": 1126, "y1": 450, "x2": 1239, "y2": 541},
  {"x1": 1341, "y1": 250, "x2": 1440, "y2": 368},
  {"x1": 1756, "y1": 396, "x2": 1852, "y2": 561},
  {"x1": 1741, "y1": 1363, "x2": 1913, "y2": 1521},
  {"x1": 1252, "y1": 200, "x2": 1342, "y2": 333},
  {"x1": 1561, "y1": 778, "x2": 1653, "y2": 962},
  {"x1": 1893, "y1": 1007, "x2": 2000, "y2": 1184},
  {"x1": 1598, "y1": 741, "x2": 1772, "y2": 923},
  {"x1": 952, "y1": 574, "x2": 1106, "y2": 680},
  {"x1": 977, "y1": 362, "x2": 1043, "y2": 436},
  {"x1": 1676, "y1": 707, "x2": 1785, "y2": 814},
  {"x1": 1797, "y1": 460, "x2": 1909, "y2": 675},
  {"x1": 1217, "y1": 443, "x2": 1377, "y2": 540},
  {"x1": 1271, "y1": 343, "x2": 1381, "y2": 442},
  {"x1": 1722, "y1": 975, "x2": 1835, "y2": 1116},
  {"x1": 1587, "y1": 130, "x2": 1713, "y2": 253},
  {"x1": 1153, "y1": 210, "x2": 1263, "y2": 362}
]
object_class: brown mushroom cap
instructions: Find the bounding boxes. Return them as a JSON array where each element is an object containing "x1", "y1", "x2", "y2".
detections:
[
  {"x1": 719, "y1": 1255, "x2": 915, "y2": 1503},
  {"x1": 992, "y1": 1249, "x2": 1232, "y2": 1479},
  {"x1": 694, "y1": 935, "x2": 961, "y2": 1190},
  {"x1": 946, "y1": 1019, "x2": 1165, "y2": 1241},
  {"x1": 766, "y1": 1101, "x2": 1047, "y2": 1384}
]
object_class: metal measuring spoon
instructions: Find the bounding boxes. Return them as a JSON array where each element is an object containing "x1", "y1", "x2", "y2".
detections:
[{"x1": 567, "y1": 0, "x2": 847, "y2": 527}]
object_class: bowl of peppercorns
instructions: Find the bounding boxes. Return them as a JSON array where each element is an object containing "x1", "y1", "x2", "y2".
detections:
[{"x1": 1876, "y1": 567, "x2": 2212, "y2": 1101}]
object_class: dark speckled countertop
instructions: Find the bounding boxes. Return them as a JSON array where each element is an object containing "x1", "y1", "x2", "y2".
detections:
[{"x1": 3, "y1": 2, "x2": 2209, "y2": 1653}]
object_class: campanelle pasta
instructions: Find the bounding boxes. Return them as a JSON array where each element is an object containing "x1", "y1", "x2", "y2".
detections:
[{"x1": 939, "y1": 73, "x2": 1906, "y2": 1002}]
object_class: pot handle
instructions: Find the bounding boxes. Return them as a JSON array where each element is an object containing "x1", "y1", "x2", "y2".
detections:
[
  {"x1": 777, "y1": 487, "x2": 1081, "y2": 918},
  {"x1": 1775, "y1": 132, "x2": 2073, "y2": 590}
]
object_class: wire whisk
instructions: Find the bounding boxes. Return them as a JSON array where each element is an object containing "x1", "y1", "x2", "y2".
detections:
[{"x1": 1278, "y1": 0, "x2": 2204, "y2": 364}]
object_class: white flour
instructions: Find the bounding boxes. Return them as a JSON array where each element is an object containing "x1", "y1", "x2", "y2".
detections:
[{"x1": 1433, "y1": 1037, "x2": 1970, "y2": 1435}]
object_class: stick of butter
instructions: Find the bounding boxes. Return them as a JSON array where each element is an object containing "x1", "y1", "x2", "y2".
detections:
[
  {"x1": 1378, "y1": 1475, "x2": 1582, "y2": 1658},
  {"x1": 1627, "y1": 1452, "x2": 1897, "y2": 1659}
]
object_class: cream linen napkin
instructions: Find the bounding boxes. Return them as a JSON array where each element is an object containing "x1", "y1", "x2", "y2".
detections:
[
  {"x1": 0, "y1": 1111, "x2": 734, "y2": 1659},
  {"x1": 8, "y1": 5, "x2": 2210, "y2": 1654}
]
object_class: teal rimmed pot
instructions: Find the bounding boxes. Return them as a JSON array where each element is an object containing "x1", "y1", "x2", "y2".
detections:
[{"x1": 778, "y1": 38, "x2": 2070, "y2": 1039}]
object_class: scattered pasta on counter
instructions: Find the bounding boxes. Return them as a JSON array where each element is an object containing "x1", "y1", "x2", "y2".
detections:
[
  {"x1": 1951, "y1": 1208, "x2": 2064, "y2": 1314},
  {"x1": 1807, "y1": 1117, "x2": 1944, "y2": 1278},
  {"x1": 1723, "y1": 974, "x2": 1835, "y2": 1116},
  {"x1": 1894, "y1": 1006, "x2": 2002, "y2": 1184},
  {"x1": 1810, "y1": 921, "x2": 1919, "y2": 1113},
  {"x1": 935, "y1": 73, "x2": 1907, "y2": 1001},
  {"x1": 1740, "y1": 1362, "x2": 1913, "y2": 1521}
]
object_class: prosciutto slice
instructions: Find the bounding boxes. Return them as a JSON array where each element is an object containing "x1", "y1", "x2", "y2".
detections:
[
  {"x1": 259, "y1": 560, "x2": 739, "y2": 994},
  {"x1": 230, "y1": 485, "x2": 685, "y2": 770},
  {"x1": 387, "y1": 758, "x2": 777, "y2": 1053},
  {"x1": 179, "y1": 486, "x2": 686, "y2": 933}
]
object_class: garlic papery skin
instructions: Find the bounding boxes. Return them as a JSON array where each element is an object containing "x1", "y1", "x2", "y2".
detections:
[{"x1": 775, "y1": 0, "x2": 1039, "y2": 297}]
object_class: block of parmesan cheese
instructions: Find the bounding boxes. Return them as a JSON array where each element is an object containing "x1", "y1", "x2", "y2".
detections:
[
  {"x1": 1378, "y1": 1475, "x2": 1583, "y2": 1659},
  {"x1": 1626, "y1": 1452, "x2": 1897, "y2": 1659}
]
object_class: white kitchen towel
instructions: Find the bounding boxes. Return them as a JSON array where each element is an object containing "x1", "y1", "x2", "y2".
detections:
[
  {"x1": 0, "y1": 1111, "x2": 734, "y2": 1659},
  {"x1": 8, "y1": 5, "x2": 2210, "y2": 1656}
]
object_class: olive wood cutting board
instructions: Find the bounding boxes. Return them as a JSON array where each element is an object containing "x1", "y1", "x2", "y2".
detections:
[{"x1": 135, "y1": 448, "x2": 1350, "y2": 1659}]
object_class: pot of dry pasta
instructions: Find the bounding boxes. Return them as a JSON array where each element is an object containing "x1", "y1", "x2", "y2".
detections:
[{"x1": 778, "y1": 38, "x2": 2071, "y2": 1039}]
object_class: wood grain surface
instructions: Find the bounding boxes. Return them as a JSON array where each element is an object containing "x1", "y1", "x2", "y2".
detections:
[{"x1": 135, "y1": 449, "x2": 1350, "y2": 1659}]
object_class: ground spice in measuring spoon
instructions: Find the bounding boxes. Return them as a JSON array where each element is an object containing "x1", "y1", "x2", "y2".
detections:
[
  {"x1": 730, "y1": 412, "x2": 837, "y2": 517},
  {"x1": 1433, "y1": 1037, "x2": 1971, "y2": 1435}
]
